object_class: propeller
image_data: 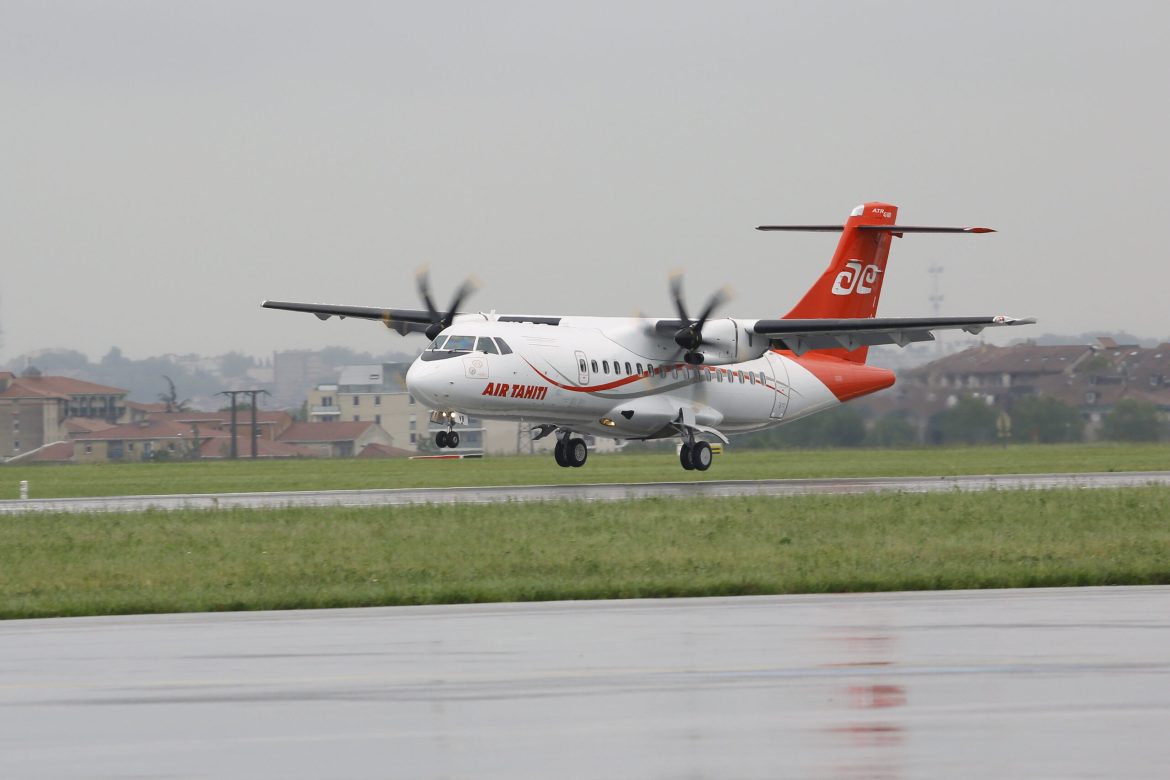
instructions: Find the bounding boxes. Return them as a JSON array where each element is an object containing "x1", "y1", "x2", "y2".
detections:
[
  {"x1": 669, "y1": 273, "x2": 731, "y2": 364},
  {"x1": 417, "y1": 268, "x2": 479, "y2": 341}
]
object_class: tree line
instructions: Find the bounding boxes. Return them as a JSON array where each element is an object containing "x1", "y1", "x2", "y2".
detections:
[{"x1": 734, "y1": 396, "x2": 1167, "y2": 449}]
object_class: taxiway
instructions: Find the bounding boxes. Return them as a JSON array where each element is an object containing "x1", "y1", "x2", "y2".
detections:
[
  {"x1": 1, "y1": 470, "x2": 1168, "y2": 514},
  {"x1": 2, "y1": 587, "x2": 1169, "y2": 778}
]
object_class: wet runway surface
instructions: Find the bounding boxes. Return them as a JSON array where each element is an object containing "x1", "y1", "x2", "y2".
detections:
[
  {"x1": 2, "y1": 587, "x2": 1169, "y2": 779},
  {"x1": 3, "y1": 470, "x2": 1169, "y2": 514}
]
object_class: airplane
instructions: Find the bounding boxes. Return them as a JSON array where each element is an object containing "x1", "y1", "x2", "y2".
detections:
[{"x1": 263, "y1": 202, "x2": 1034, "y2": 471}]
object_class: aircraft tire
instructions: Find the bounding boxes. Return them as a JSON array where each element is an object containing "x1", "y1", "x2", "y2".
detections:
[
  {"x1": 566, "y1": 437, "x2": 588, "y2": 468},
  {"x1": 435, "y1": 431, "x2": 448, "y2": 448},
  {"x1": 679, "y1": 444, "x2": 695, "y2": 470},
  {"x1": 554, "y1": 439, "x2": 569, "y2": 467},
  {"x1": 447, "y1": 431, "x2": 460, "y2": 449},
  {"x1": 691, "y1": 441, "x2": 713, "y2": 471}
]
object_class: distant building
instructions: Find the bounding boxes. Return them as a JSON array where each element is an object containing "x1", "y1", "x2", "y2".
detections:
[
  {"x1": 0, "y1": 368, "x2": 128, "y2": 461},
  {"x1": 864, "y1": 338, "x2": 1170, "y2": 440},
  {"x1": 306, "y1": 362, "x2": 425, "y2": 447},
  {"x1": 277, "y1": 420, "x2": 394, "y2": 458},
  {"x1": 303, "y1": 362, "x2": 563, "y2": 455}
]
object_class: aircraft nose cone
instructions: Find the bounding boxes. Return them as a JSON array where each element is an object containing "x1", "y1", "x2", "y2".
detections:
[{"x1": 406, "y1": 359, "x2": 445, "y2": 407}]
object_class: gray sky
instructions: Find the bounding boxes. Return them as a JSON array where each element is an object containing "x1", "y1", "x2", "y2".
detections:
[{"x1": 3, "y1": 0, "x2": 1167, "y2": 361}]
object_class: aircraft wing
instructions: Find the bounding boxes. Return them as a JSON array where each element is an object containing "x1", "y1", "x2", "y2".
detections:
[
  {"x1": 751, "y1": 315, "x2": 1036, "y2": 354},
  {"x1": 261, "y1": 300, "x2": 435, "y2": 336}
]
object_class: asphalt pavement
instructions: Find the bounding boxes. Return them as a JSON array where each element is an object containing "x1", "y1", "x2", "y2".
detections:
[
  {"x1": 2, "y1": 587, "x2": 1169, "y2": 779},
  {"x1": 2, "y1": 470, "x2": 1168, "y2": 514}
]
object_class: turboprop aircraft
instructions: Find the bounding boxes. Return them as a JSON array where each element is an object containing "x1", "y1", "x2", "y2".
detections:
[{"x1": 264, "y1": 202, "x2": 1034, "y2": 471}]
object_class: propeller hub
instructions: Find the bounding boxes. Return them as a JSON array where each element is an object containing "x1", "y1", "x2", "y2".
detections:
[{"x1": 674, "y1": 327, "x2": 701, "y2": 351}]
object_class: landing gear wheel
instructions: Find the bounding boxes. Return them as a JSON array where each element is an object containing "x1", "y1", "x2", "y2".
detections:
[
  {"x1": 691, "y1": 441, "x2": 713, "y2": 471},
  {"x1": 435, "y1": 431, "x2": 448, "y2": 448},
  {"x1": 446, "y1": 431, "x2": 460, "y2": 449},
  {"x1": 679, "y1": 443, "x2": 695, "y2": 470},
  {"x1": 554, "y1": 439, "x2": 570, "y2": 467},
  {"x1": 566, "y1": 437, "x2": 588, "y2": 468}
]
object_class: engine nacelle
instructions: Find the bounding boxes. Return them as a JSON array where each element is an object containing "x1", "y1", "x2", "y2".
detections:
[{"x1": 685, "y1": 319, "x2": 771, "y2": 366}]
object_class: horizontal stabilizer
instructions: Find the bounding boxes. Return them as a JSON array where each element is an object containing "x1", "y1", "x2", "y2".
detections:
[{"x1": 756, "y1": 225, "x2": 995, "y2": 234}]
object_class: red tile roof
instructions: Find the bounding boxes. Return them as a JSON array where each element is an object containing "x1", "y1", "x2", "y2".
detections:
[
  {"x1": 907, "y1": 345, "x2": 1091, "y2": 377},
  {"x1": 0, "y1": 375, "x2": 128, "y2": 400},
  {"x1": 64, "y1": 417, "x2": 117, "y2": 435},
  {"x1": 278, "y1": 421, "x2": 380, "y2": 443},
  {"x1": 151, "y1": 410, "x2": 293, "y2": 424},
  {"x1": 357, "y1": 442, "x2": 414, "y2": 458},
  {"x1": 72, "y1": 419, "x2": 205, "y2": 441},
  {"x1": 198, "y1": 438, "x2": 317, "y2": 459}
]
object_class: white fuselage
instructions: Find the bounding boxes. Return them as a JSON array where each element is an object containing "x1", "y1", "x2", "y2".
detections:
[{"x1": 406, "y1": 316, "x2": 841, "y2": 440}]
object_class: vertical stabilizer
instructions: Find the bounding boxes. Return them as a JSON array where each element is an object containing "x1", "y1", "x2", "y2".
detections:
[{"x1": 782, "y1": 202, "x2": 898, "y2": 362}]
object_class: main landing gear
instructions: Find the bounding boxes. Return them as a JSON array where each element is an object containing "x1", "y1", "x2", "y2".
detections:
[
  {"x1": 679, "y1": 440, "x2": 712, "y2": 471},
  {"x1": 553, "y1": 434, "x2": 588, "y2": 468},
  {"x1": 434, "y1": 429, "x2": 460, "y2": 449}
]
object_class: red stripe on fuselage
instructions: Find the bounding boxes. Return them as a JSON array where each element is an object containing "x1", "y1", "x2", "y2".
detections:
[
  {"x1": 524, "y1": 357, "x2": 791, "y2": 398},
  {"x1": 523, "y1": 358, "x2": 649, "y2": 393}
]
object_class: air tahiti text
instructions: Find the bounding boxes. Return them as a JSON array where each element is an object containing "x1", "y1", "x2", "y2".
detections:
[{"x1": 482, "y1": 382, "x2": 548, "y2": 400}]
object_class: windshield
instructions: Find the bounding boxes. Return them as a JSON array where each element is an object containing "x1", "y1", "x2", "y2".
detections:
[{"x1": 442, "y1": 335, "x2": 476, "y2": 352}]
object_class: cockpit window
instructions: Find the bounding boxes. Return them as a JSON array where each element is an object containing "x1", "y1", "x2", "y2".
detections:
[
  {"x1": 443, "y1": 335, "x2": 475, "y2": 352},
  {"x1": 494, "y1": 338, "x2": 513, "y2": 355},
  {"x1": 428, "y1": 336, "x2": 448, "y2": 350},
  {"x1": 477, "y1": 337, "x2": 499, "y2": 355}
]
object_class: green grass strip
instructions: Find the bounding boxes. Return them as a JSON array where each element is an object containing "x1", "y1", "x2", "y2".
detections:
[
  {"x1": 3, "y1": 486, "x2": 1168, "y2": 619},
  {"x1": 3, "y1": 443, "x2": 1168, "y2": 499}
]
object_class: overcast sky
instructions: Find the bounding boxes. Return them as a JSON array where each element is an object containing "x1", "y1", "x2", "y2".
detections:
[{"x1": 2, "y1": 0, "x2": 1167, "y2": 361}]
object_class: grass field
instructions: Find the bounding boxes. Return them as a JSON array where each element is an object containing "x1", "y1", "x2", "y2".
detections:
[
  {"x1": 2, "y1": 486, "x2": 1168, "y2": 619},
  {"x1": 3, "y1": 443, "x2": 1168, "y2": 499}
]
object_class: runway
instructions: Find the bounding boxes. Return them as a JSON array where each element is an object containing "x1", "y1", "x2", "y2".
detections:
[
  {"x1": 2, "y1": 470, "x2": 1169, "y2": 514},
  {"x1": 2, "y1": 586, "x2": 1168, "y2": 779}
]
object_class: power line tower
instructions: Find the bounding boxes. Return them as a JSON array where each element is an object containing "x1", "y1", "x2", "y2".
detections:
[
  {"x1": 928, "y1": 263, "x2": 944, "y2": 354},
  {"x1": 217, "y1": 389, "x2": 270, "y2": 459}
]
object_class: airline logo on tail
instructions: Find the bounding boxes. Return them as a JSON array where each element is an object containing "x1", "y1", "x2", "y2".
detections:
[{"x1": 831, "y1": 261, "x2": 882, "y2": 296}]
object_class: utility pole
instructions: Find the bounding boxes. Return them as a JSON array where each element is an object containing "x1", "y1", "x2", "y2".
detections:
[
  {"x1": 217, "y1": 389, "x2": 270, "y2": 459},
  {"x1": 928, "y1": 263, "x2": 944, "y2": 355}
]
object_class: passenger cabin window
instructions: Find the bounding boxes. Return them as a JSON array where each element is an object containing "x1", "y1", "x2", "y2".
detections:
[
  {"x1": 494, "y1": 338, "x2": 513, "y2": 355},
  {"x1": 579, "y1": 358, "x2": 587, "y2": 373},
  {"x1": 602, "y1": 360, "x2": 609, "y2": 374},
  {"x1": 636, "y1": 363, "x2": 643, "y2": 374},
  {"x1": 625, "y1": 362, "x2": 632, "y2": 375},
  {"x1": 591, "y1": 360, "x2": 599, "y2": 373},
  {"x1": 444, "y1": 335, "x2": 475, "y2": 352},
  {"x1": 477, "y1": 337, "x2": 499, "y2": 355}
]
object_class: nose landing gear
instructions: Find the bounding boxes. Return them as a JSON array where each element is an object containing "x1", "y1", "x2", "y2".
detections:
[
  {"x1": 430, "y1": 410, "x2": 466, "y2": 450},
  {"x1": 434, "y1": 429, "x2": 460, "y2": 449}
]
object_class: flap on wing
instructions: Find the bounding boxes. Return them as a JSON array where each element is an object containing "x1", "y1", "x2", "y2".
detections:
[{"x1": 754, "y1": 316, "x2": 1036, "y2": 355}]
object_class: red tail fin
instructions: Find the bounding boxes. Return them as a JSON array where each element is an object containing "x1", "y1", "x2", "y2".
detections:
[{"x1": 783, "y1": 202, "x2": 898, "y2": 362}]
